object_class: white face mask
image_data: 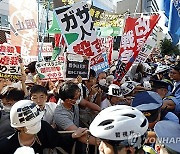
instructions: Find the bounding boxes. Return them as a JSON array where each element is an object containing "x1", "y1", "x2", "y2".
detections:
[
  {"x1": 25, "y1": 121, "x2": 41, "y2": 134},
  {"x1": 2, "y1": 105, "x2": 12, "y2": 112},
  {"x1": 99, "y1": 79, "x2": 106, "y2": 86}
]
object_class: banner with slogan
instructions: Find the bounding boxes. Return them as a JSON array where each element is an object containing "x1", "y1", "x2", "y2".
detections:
[
  {"x1": 0, "y1": 43, "x2": 21, "y2": 80},
  {"x1": 65, "y1": 53, "x2": 90, "y2": 80},
  {"x1": 89, "y1": 5, "x2": 105, "y2": 21},
  {"x1": 38, "y1": 42, "x2": 54, "y2": 57},
  {"x1": 54, "y1": 1, "x2": 102, "y2": 57},
  {"x1": 101, "y1": 36, "x2": 113, "y2": 65},
  {"x1": 93, "y1": 12, "x2": 124, "y2": 27},
  {"x1": 9, "y1": 0, "x2": 38, "y2": 57},
  {"x1": 35, "y1": 56, "x2": 64, "y2": 81},
  {"x1": 135, "y1": 37, "x2": 156, "y2": 63},
  {"x1": 90, "y1": 52, "x2": 109, "y2": 75},
  {"x1": 115, "y1": 14, "x2": 160, "y2": 81}
]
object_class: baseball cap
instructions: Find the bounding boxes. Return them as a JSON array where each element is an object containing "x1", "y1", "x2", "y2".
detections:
[
  {"x1": 154, "y1": 120, "x2": 180, "y2": 153},
  {"x1": 132, "y1": 91, "x2": 163, "y2": 111},
  {"x1": 150, "y1": 80, "x2": 169, "y2": 90}
]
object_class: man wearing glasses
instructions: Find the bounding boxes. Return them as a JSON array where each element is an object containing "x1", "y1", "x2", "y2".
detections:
[{"x1": 162, "y1": 62, "x2": 180, "y2": 118}]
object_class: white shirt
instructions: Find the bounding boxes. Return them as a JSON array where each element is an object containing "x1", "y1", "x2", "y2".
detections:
[
  {"x1": 42, "y1": 102, "x2": 57, "y2": 125},
  {"x1": 100, "y1": 98, "x2": 112, "y2": 110}
]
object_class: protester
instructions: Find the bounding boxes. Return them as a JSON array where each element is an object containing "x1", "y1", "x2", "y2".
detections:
[
  {"x1": 0, "y1": 100, "x2": 87, "y2": 154},
  {"x1": 54, "y1": 82, "x2": 98, "y2": 153},
  {"x1": 162, "y1": 62, "x2": 180, "y2": 117},
  {"x1": 100, "y1": 84, "x2": 124, "y2": 109},
  {"x1": 0, "y1": 88, "x2": 25, "y2": 140},
  {"x1": 30, "y1": 85, "x2": 57, "y2": 125}
]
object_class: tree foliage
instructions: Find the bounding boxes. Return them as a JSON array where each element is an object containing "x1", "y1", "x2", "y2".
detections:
[{"x1": 159, "y1": 37, "x2": 180, "y2": 56}]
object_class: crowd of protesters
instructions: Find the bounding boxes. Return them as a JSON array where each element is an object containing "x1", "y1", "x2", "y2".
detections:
[{"x1": 0, "y1": 54, "x2": 180, "y2": 154}]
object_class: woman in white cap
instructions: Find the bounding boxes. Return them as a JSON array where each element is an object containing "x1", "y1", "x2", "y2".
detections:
[{"x1": 0, "y1": 100, "x2": 87, "y2": 154}]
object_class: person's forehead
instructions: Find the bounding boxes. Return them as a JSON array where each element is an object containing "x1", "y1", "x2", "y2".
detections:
[
  {"x1": 31, "y1": 92, "x2": 47, "y2": 96},
  {"x1": 0, "y1": 77, "x2": 5, "y2": 81},
  {"x1": 99, "y1": 72, "x2": 106, "y2": 76},
  {"x1": 171, "y1": 68, "x2": 180, "y2": 73}
]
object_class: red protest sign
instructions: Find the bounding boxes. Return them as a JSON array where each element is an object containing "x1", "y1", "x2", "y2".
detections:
[{"x1": 116, "y1": 14, "x2": 160, "y2": 81}]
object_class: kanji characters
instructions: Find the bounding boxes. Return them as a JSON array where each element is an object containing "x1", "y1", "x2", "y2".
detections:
[
  {"x1": 73, "y1": 40, "x2": 94, "y2": 56},
  {"x1": 91, "y1": 38, "x2": 102, "y2": 53},
  {"x1": 135, "y1": 17, "x2": 150, "y2": 36},
  {"x1": 121, "y1": 30, "x2": 135, "y2": 49},
  {"x1": 121, "y1": 50, "x2": 134, "y2": 64}
]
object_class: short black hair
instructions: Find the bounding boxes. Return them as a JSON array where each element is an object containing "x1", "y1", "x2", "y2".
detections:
[
  {"x1": 6, "y1": 88, "x2": 25, "y2": 101},
  {"x1": 89, "y1": 69, "x2": 96, "y2": 78},
  {"x1": 58, "y1": 82, "x2": 80, "y2": 101},
  {"x1": 30, "y1": 85, "x2": 48, "y2": 97},
  {"x1": 27, "y1": 61, "x2": 37, "y2": 73}
]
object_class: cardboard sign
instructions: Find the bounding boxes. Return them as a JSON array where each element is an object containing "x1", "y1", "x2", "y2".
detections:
[
  {"x1": 35, "y1": 56, "x2": 64, "y2": 81},
  {"x1": 65, "y1": 53, "x2": 90, "y2": 80},
  {"x1": 0, "y1": 43, "x2": 21, "y2": 80},
  {"x1": 55, "y1": 1, "x2": 101, "y2": 56}
]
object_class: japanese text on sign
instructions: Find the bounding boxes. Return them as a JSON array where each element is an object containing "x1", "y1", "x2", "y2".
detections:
[
  {"x1": 36, "y1": 57, "x2": 64, "y2": 81},
  {"x1": 65, "y1": 53, "x2": 90, "y2": 80},
  {"x1": 55, "y1": 2, "x2": 101, "y2": 56}
]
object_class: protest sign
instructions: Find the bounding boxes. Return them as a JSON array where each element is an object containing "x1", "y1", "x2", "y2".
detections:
[
  {"x1": 36, "y1": 56, "x2": 64, "y2": 81},
  {"x1": 91, "y1": 52, "x2": 109, "y2": 74},
  {"x1": 65, "y1": 53, "x2": 90, "y2": 80},
  {"x1": 115, "y1": 14, "x2": 160, "y2": 81},
  {"x1": 55, "y1": 1, "x2": 101, "y2": 56},
  {"x1": 9, "y1": 0, "x2": 38, "y2": 57},
  {"x1": 135, "y1": 37, "x2": 156, "y2": 63},
  {"x1": 0, "y1": 43, "x2": 21, "y2": 80}
]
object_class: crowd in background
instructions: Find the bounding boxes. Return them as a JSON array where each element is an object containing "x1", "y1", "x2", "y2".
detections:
[{"x1": 0, "y1": 54, "x2": 180, "y2": 154}]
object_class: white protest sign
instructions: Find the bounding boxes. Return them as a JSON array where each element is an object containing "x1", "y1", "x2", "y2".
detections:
[
  {"x1": 0, "y1": 43, "x2": 21, "y2": 80},
  {"x1": 55, "y1": 1, "x2": 101, "y2": 57},
  {"x1": 135, "y1": 37, "x2": 156, "y2": 63},
  {"x1": 36, "y1": 56, "x2": 64, "y2": 81}
]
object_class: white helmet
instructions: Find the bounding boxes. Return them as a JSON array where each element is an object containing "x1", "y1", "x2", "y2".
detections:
[
  {"x1": 90, "y1": 105, "x2": 148, "y2": 148},
  {"x1": 10, "y1": 100, "x2": 44, "y2": 128},
  {"x1": 143, "y1": 81, "x2": 152, "y2": 90},
  {"x1": 107, "y1": 84, "x2": 122, "y2": 97},
  {"x1": 120, "y1": 82, "x2": 135, "y2": 96},
  {"x1": 154, "y1": 65, "x2": 170, "y2": 74},
  {"x1": 143, "y1": 63, "x2": 152, "y2": 74}
]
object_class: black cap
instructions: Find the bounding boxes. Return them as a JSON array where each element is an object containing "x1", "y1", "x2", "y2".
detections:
[{"x1": 150, "y1": 80, "x2": 169, "y2": 90}]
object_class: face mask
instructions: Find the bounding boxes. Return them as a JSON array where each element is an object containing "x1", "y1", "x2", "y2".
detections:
[
  {"x1": 99, "y1": 79, "x2": 106, "y2": 86},
  {"x1": 25, "y1": 121, "x2": 41, "y2": 134},
  {"x1": 2, "y1": 105, "x2": 12, "y2": 113}
]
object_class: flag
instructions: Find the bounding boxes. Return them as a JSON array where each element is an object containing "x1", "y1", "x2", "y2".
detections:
[
  {"x1": 160, "y1": 0, "x2": 171, "y2": 18},
  {"x1": 48, "y1": 12, "x2": 61, "y2": 34},
  {"x1": 115, "y1": 14, "x2": 160, "y2": 81},
  {"x1": 168, "y1": 0, "x2": 180, "y2": 45}
]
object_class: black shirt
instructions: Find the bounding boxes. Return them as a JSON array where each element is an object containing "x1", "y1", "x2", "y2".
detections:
[{"x1": 0, "y1": 120, "x2": 75, "y2": 154}]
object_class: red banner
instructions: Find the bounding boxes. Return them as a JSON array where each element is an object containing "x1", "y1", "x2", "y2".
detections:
[{"x1": 115, "y1": 14, "x2": 160, "y2": 81}]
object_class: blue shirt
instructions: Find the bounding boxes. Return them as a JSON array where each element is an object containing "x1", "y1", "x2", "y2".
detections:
[{"x1": 170, "y1": 81, "x2": 180, "y2": 113}]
